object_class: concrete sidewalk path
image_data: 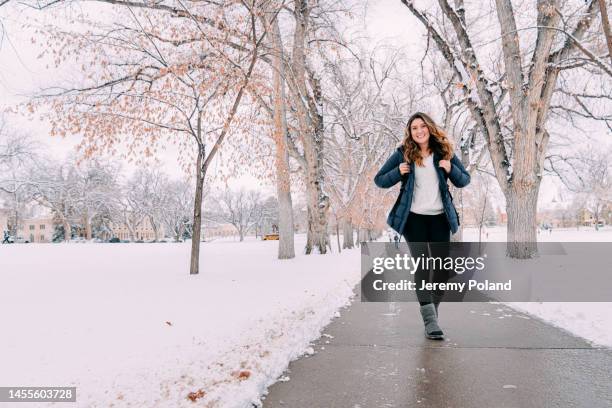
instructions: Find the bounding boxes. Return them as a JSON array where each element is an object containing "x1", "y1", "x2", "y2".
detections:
[{"x1": 263, "y1": 299, "x2": 612, "y2": 408}]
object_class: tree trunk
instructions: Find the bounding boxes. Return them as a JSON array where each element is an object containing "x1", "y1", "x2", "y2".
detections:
[
  {"x1": 150, "y1": 216, "x2": 160, "y2": 241},
  {"x1": 506, "y1": 186, "x2": 539, "y2": 258},
  {"x1": 289, "y1": 0, "x2": 329, "y2": 255},
  {"x1": 304, "y1": 173, "x2": 330, "y2": 254},
  {"x1": 11, "y1": 208, "x2": 18, "y2": 237},
  {"x1": 302, "y1": 88, "x2": 329, "y2": 254},
  {"x1": 63, "y1": 219, "x2": 71, "y2": 242},
  {"x1": 84, "y1": 212, "x2": 92, "y2": 240},
  {"x1": 270, "y1": 15, "x2": 295, "y2": 260},
  {"x1": 335, "y1": 215, "x2": 341, "y2": 253},
  {"x1": 126, "y1": 219, "x2": 136, "y2": 241},
  {"x1": 342, "y1": 217, "x2": 354, "y2": 249},
  {"x1": 190, "y1": 145, "x2": 205, "y2": 275},
  {"x1": 598, "y1": 0, "x2": 612, "y2": 65}
]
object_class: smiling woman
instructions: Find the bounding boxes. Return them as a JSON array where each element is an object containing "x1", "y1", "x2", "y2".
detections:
[{"x1": 374, "y1": 112, "x2": 470, "y2": 340}]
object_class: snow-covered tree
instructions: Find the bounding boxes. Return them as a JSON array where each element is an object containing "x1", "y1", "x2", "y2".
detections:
[
  {"x1": 73, "y1": 159, "x2": 120, "y2": 240},
  {"x1": 29, "y1": 159, "x2": 80, "y2": 241},
  {"x1": 463, "y1": 173, "x2": 497, "y2": 241},
  {"x1": 0, "y1": 120, "x2": 41, "y2": 235}
]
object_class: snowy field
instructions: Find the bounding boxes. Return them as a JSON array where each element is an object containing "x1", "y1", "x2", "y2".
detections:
[
  {"x1": 1, "y1": 227, "x2": 611, "y2": 408},
  {"x1": 463, "y1": 226, "x2": 612, "y2": 349},
  {"x1": 0, "y1": 235, "x2": 361, "y2": 407}
]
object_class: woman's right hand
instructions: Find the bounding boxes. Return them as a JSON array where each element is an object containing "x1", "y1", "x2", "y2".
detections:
[{"x1": 399, "y1": 162, "x2": 410, "y2": 175}]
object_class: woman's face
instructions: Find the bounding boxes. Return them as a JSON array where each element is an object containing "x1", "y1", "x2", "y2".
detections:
[{"x1": 410, "y1": 118, "x2": 430, "y2": 146}]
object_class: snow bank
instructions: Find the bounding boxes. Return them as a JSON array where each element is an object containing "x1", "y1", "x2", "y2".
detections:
[{"x1": 504, "y1": 302, "x2": 612, "y2": 348}]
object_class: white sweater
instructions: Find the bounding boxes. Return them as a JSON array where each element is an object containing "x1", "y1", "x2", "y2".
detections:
[{"x1": 410, "y1": 154, "x2": 444, "y2": 215}]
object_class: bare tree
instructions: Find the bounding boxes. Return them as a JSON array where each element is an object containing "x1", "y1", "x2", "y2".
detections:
[
  {"x1": 567, "y1": 147, "x2": 612, "y2": 228},
  {"x1": 253, "y1": 195, "x2": 279, "y2": 238},
  {"x1": 276, "y1": 0, "x2": 356, "y2": 254},
  {"x1": 323, "y1": 45, "x2": 412, "y2": 249},
  {"x1": 137, "y1": 167, "x2": 169, "y2": 242},
  {"x1": 161, "y1": 178, "x2": 194, "y2": 242},
  {"x1": 29, "y1": 159, "x2": 80, "y2": 241},
  {"x1": 0, "y1": 120, "x2": 42, "y2": 235},
  {"x1": 214, "y1": 187, "x2": 264, "y2": 241},
  {"x1": 597, "y1": 0, "x2": 612, "y2": 65},
  {"x1": 249, "y1": 0, "x2": 359, "y2": 255},
  {"x1": 463, "y1": 172, "x2": 497, "y2": 242},
  {"x1": 402, "y1": 0, "x2": 612, "y2": 257},
  {"x1": 114, "y1": 170, "x2": 151, "y2": 242}
]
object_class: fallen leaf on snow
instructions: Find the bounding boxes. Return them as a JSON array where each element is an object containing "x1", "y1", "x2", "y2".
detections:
[
  {"x1": 187, "y1": 389, "x2": 206, "y2": 401},
  {"x1": 232, "y1": 370, "x2": 251, "y2": 380}
]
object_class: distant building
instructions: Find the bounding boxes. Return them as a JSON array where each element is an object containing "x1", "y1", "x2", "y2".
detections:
[
  {"x1": 203, "y1": 223, "x2": 237, "y2": 239},
  {"x1": 577, "y1": 204, "x2": 612, "y2": 227},
  {"x1": 17, "y1": 216, "x2": 54, "y2": 243},
  {"x1": 110, "y1": 217, "x2": 164, "y2": 241},
  {"x1": 537, "y1": 209, "x2": 572, "y2": 228}
]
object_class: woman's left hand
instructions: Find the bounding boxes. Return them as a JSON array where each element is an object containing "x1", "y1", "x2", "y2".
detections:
[{"x1": 439, "y1": 159, "x2": 452, "y2": 174}]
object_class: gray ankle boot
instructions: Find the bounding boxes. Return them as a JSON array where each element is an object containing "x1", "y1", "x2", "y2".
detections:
[{"x1": 419, "y1": 303, "x2": 444, "y2": 340}]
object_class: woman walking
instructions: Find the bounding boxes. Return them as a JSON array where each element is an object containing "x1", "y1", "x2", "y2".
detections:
[{"x1": 374, "y1": 112, "x2": 470, "y2": 340}]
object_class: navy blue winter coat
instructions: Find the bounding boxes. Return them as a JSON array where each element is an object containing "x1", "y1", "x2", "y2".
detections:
[{"x1": 374, "y1": 147, "x2": 470, "y2": 234}]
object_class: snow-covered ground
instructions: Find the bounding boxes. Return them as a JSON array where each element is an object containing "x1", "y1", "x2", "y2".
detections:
[
  {"x1": 1, "y1": 227, "x2": 611, "y2": 408},
  {"x1": 0, "y1": 235, "x2": 361, "y2": 407},
  {"x1": 463, "y1": 226, "x2": 612, "y2": 348}
]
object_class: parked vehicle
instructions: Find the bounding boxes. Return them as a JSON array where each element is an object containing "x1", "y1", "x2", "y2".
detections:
[
  {"x1": 262, "y1": 233, "x2": 279, "y2": 241},
  {"x1": 108, "y1": 237, "x2": 121, "y2": 243}
]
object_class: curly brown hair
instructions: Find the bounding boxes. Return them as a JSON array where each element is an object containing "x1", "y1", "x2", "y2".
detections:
[{"x1": 402, "y1": 112, "x2": 454, "y2": 166}]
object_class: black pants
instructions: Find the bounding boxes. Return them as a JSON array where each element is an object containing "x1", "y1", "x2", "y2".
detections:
[{"x1": 402, "y1": 212, "x2": 451, "y2": 305}]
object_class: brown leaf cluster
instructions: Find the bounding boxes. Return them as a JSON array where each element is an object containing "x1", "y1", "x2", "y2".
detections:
[{"x1": 186, "y1": 389, "x2": 206, "y2": 402}]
